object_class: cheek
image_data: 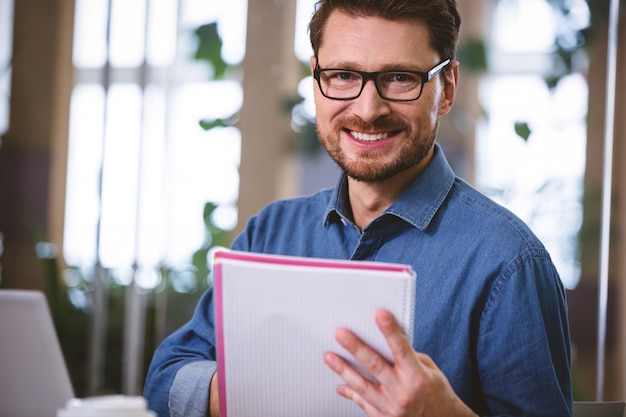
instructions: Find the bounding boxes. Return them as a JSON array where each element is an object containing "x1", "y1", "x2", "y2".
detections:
[
  {"x1": 397, "y1": 105, "x2": 435, "y2": 132},
  {"x1": 313, "y1": 93, "x2": 347, "y2": 124},
  {"x1": 419, "y1": 88, "x2": 439, "y2": 110},
  {"x1": 413, "y1": 93, "x2": 441, "y2": 125}
]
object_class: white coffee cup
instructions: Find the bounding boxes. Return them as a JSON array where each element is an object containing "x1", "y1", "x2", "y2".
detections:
[{"x1": 57, "y1": 395, "x2": 156, "y2": 417}]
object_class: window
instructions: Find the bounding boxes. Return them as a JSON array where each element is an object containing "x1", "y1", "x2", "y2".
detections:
[
  {"x1": 0, "y1": 0, "x2": 13, "y2": 139},
  {"x1": 66, "y1": 0, "x2": 245, "y2": 285},
  {"x1": 64, "y1": 0, "x2": 247, "y2": 394},
  {"x1": 476, "y1": 0, "x2": 590, "y2": 289}
]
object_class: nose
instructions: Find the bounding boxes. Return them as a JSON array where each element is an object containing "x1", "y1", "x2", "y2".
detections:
[{"x1": 351, "y1": 79, "x2": 391, "y2": 124}]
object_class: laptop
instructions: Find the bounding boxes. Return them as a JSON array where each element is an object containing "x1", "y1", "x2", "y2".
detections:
[{"x1": 0, "y1": 289, "x2": 75, "y2": 417}]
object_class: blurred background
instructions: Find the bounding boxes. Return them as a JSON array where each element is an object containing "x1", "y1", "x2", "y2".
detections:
[{"x1": 0, "y1": 0, "x2": 624, "y2": 402}]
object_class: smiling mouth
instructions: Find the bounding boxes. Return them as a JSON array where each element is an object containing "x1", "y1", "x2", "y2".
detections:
[{"x1": 349, "y1": 130, "x2": 391, "y2": 142}]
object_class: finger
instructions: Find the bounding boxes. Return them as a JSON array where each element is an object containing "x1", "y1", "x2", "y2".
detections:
[
  {"x1": 329, "y1": 328, "x2": 413, "y2": 415},
  {"x1": 337, "y1": 385, "x2": 386, "y2": 417},
  {"x1": 209, "y1": 372, "x2": 220, "y2": 417},
  {"x1": 335, "y1": 327, "x2": 394, "y2": 384},
  {"x1": 375, "y1": 309, "x2": 419, "y2": 370},
  {"x1": 324, "y1": 349, "x2": 396, "y2": 414},
  {"x1": 336, "y1": 384, "x2": 355, "y2": 400},
  {"x1": 324, "y1": 350, "x2": 375, "y2": 396}
]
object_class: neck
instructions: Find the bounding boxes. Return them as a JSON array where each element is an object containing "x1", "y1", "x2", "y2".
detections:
[{"x1": 347, "y1": 150, "x2": 433, "y2": 231}]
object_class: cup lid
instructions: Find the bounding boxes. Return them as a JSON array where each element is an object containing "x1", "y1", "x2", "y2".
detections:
[{"x1": 58, "y1": 395, "x2": 156, "y2": 417}]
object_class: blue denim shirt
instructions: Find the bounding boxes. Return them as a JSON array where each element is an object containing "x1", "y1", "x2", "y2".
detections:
[{"x1": 144, "y1": 144, "x2": 572, "y2": 417}]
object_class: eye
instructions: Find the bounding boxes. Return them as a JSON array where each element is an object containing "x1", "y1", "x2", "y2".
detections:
[
  {"x1": 380, "y1": 72, "x2": 421, "y2": 89},
  {"x1": 386, "y1": 72, "x2": 419, "y2": 83},
  {"x1": 392, "y1": 73, "x2": 411, "y2": 83},
  {"x1": 327, "y1": 70, "x2": 360, "y2": 82}
]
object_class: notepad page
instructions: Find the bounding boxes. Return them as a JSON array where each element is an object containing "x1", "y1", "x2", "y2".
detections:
[{"x1": 216, "y1": 256, "x2": 416, "y2": 417}]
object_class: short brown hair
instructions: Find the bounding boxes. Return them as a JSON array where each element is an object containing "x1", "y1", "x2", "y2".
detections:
[{"x1": 309, "y1": 0, "x2": 461, "y2": 63}]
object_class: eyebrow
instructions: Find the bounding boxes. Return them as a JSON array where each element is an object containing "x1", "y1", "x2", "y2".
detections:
[{"x1": 317, "y1": 60, "x2": 428, "y2": 73}]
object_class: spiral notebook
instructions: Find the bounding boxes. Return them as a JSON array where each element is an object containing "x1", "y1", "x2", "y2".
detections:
[{"x1": 213, "y1": 250, "x2": 416, "y2": 417}]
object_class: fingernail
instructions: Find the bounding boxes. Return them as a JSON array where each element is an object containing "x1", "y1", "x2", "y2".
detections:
[
  {"x1": 379, "y1": 310, "x2": 392, "y2": 324},
  {"x1": 336, "y1": 328, "x2": 350, "y2": 344}
]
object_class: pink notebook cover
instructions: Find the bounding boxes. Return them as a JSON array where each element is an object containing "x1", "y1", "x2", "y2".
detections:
[{"x1": 213, "y1": 249, "x2": 415, "y2": 417}]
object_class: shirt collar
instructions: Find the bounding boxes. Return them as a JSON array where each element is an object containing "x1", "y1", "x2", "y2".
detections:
[{"x1": 323, "y1": 143, "x2": 456, "y2": 231}]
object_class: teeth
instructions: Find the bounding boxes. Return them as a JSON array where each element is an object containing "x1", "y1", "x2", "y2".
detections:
[{"x1": 350, "y1": 131, "x2": 389, "y2": 141}]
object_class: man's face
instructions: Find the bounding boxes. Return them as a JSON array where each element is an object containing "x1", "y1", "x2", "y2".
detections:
[{"x1": 311, "y1": 11, "x2": 457, "y2": 183}]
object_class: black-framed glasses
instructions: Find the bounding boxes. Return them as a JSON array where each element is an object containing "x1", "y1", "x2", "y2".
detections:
[{"x1": 313, "y1": 58, "x2": 451, "y2": 102}]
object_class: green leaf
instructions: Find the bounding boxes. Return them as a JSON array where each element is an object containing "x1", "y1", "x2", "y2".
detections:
[
  {"x1": 194, "y1": 23, "x2": 228, "y2": 79},
  {"x1": 456, "y1": 37, "x2": 488, "y2": 73},
  {"x1": 199, "y1": 118, "x2": 229, "y2": 131},
  {"x1": 514, "y1": 121, "x2": 532, "y2": 142}
]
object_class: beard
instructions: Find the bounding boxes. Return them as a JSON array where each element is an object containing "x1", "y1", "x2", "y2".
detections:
[{"x1": 317, "y1": 115, "x2": 438, "y2": 183}]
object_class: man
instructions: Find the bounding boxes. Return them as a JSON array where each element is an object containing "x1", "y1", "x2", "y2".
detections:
[{"x1": 144, "y1": 0, "x2": 572, "y2": 416}]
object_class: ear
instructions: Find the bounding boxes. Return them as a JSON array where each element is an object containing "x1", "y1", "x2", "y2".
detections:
[
  {"x1": 438, "y1": 60, "x2": 459, "y2": 116},
  {"x1": 310, "y1": 56, "x2": 317, "y2": 76}
]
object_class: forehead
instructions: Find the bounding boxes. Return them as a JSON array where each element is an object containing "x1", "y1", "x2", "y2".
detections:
[{"x1": 317, "y1": 11, "x2": 438, "y2": 69}]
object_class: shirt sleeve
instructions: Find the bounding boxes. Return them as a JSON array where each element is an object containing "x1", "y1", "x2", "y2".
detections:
[
  {"x1": 144, "y1": 289, "x2": 218, "y2": 417},
  {"x1": 169, "y1": 361, "x2": 217, "y2": 417},
  {"x1": 477, "y1": 248, "x2": 572, "y2": 416},
  {"x1": 144, "y1": 224, "x2": 254, "y2": 417}
]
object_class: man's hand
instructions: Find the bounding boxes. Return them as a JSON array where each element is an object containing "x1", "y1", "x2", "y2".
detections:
[
  {"x1": 323, "y1": 309, "x2": 478, "y2": 417},
  {"x1": 209, "y1": 372, "x2": 220, "y2": 417}
]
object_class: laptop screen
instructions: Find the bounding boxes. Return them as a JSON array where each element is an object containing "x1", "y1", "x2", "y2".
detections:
[{"x1": 0, "y1": 290, "x2": 75, "y2": 417}]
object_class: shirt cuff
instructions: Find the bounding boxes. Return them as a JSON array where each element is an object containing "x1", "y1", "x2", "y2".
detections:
[{"x1": 169, "y1": 360, "x2": 217, "y2": 417}]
